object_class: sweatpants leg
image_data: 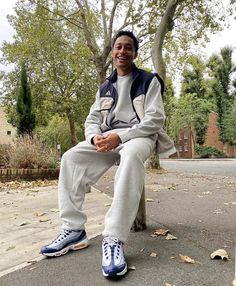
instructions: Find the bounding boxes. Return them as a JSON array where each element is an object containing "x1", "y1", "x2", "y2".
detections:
[
  {"x1": 58, "y1": 141, "x2": 119, "y2": 230},
  {"x1": 102, "y1": 137, "x2": 156, "y2": 242}
]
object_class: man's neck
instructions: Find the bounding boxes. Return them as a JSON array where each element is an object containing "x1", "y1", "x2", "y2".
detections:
[{"x1": 116, "y1": 67, "x2": 133, "y2": 77}]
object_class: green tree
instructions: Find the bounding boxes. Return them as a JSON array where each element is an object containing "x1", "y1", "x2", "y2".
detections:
[
  {"x1": 208, "y1": 47, "x2": 236, "y2": 142},
  {"x1": 222, "y1": 99, "x2": 236, "y2": 145},
  {"x1": 1, "y1": 2, "x2": 97, "y2": 145},
  {"x1": 163, "y1": 76, "x2": 177, "y2": 134},
  {"x1": 169, "y1": 94, "x2": 214, "y2": 147},
  {"x1": 179, "y1": 55, "x2": 216, "y2": 144},
  {"x1": 16, "y1": 64, "x2": 36, "y2": 136}
]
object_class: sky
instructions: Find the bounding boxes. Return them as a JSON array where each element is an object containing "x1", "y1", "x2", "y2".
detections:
[{"x1": 0, "y1": 1, "x2": 236, "y2": 73}]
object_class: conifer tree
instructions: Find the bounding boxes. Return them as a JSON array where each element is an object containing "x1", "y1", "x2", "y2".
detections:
[{"x1": 16, "y1": 64, "x2": 36, "y2": 136}]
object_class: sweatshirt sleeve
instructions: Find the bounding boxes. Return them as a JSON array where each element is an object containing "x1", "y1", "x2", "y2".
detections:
[
  {"x1": 117, "y1": 76, "x2": 165, "y2": 143},
  {"x1": 84, "y1": 90, "x2": 103, "y2": 144}
]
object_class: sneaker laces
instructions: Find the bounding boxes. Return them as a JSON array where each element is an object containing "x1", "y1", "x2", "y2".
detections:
[
  {"x1": 53, "y1": 230, "x2": 73, "y2": 244},
  {"x1": 103, "y1": 237, "x2": 121, "y2": 260}
]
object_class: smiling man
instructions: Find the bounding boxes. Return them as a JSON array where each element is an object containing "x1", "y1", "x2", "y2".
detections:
[{"x1": 40, "y1": 30, "x2": 175, "y2": 278}]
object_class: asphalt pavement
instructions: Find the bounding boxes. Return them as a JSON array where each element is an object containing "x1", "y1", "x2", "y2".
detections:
[{"x1": 0, "y1": 161, "x2": 235, "y2": 286}]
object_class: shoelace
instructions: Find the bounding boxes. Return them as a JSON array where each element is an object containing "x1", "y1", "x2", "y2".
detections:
[
  {"x1": 54, "y1": 230, "x2": 73, "y2": 244},
  {"x1": 103, "y1": 237, "x2": 121, "y2": 260}
]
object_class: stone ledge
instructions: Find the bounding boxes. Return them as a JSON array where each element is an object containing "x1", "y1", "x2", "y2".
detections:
[{"x1": 0, "y1": 168, "x2": 59, "y2": 182}]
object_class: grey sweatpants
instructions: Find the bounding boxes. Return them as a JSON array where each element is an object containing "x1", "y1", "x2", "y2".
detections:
[{"x1": 58, "y1": 136, "x2": 156, "y2": 242}]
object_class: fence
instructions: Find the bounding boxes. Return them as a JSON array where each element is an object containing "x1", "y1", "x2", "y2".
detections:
[{"x1": 0, "y1": 168, "x2": 59, "y2": 182}]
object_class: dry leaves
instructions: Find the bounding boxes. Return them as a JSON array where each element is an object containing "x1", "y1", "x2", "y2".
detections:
[
  {"x1": 210, "y1": 249, "x2": 229, "y2": 260},
  {"x1": 150, "y1": 252, "x2": 157, "y2": 258},
  {"x1": 39, "y1": 217, "x2": 51, "y2": 223},
  {"x1": 6, "y1": 245, "x2": 15, "y2": 251},
  {"x1": 146, "y1": 198, "x2": 155, "y2": 202},
  {"x1": 165, "y1": 283, "x2": 176, "y2": 286},
  {"x1": 34, "y1": 212, "x2": 46, "y2": 217},
  {"x1": 0, "y1": 179, "x2": 57, "y2": 191},
  {"x1": 128, "y1": 266, "x2": 136, "y2": 270},
  {"x1": 152, "y1": 228, "x2": 169, "y2": 236},
  {"x1": 179, "y1": 254, "x2": 196, "y2": 264},
  {"x1": 50, "y1": 208, "x2": 59, "y2": 212},
  {"x1": 166, "y1": 234, "x2": 177, "y2": 240}
]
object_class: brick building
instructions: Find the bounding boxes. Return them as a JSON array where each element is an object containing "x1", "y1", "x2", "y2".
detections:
[
  {"x1": 204, "y1": 112, "x2": 236, "y2": 158},
  {"x1": 0, "y1": 106, "x2": 17, "y2": 145},
  {"x1": 172, "y1": 111, "x2": 236, "y2": 158}
]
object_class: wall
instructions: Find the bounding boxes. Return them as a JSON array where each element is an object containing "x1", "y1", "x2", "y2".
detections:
[{"x1": 0, "y1": 106, "x2": 17, "y2": 145}]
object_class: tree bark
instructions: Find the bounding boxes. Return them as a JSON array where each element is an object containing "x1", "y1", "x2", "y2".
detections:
[
  {"x1": 67, "y1": 113, "x2": 78, "y2": 146},
  {"x1": 151, "y1": 0, "x2": 180, "y2": 82},
  {"x1": 148, "y1": 0, "x2": 180, "y2": 168}
]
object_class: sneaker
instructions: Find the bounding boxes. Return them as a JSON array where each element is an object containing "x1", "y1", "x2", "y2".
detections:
[
  {"x1": 102, "y1": 236, "x2": 127, "y2": 277},
  {"x1": 40, "y1": 229, "x2": 89, "y2": 257}
]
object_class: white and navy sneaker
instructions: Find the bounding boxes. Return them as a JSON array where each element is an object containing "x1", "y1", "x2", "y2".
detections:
[
  {"x1": 40, "y1": 229, "x2": 89, "y2": 257},
  {"x1": 102, "y1": 236, "x2": 127, "y2": 278}
]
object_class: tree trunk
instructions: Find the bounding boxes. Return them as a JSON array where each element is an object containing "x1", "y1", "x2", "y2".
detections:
[
  {"x1": 67, "y1": 113, "x2": 78, "y2": 146},
  {"x1": 151, "y1": 0, "x2": 180, "y2": 82},
  {"x1": 148, "y1": 0, "x2": 180, "y2": 168}
]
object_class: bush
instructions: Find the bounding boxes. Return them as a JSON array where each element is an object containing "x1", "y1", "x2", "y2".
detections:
[
  {"x1": 7, "y1": 135, "x2": 59, "y2": 169},
  {"x1": 0, "y1": 144, "x2": 11, "y2": 168},
  {"x1": 195, "y1": 145, "x2": 225, "y2": 158},
  {"x1": 36, "y1": 115, "x2": 84, "y2": 154}
]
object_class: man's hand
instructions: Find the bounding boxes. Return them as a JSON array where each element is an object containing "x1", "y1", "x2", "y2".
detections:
[{"x1": 93, "y1": 133, "x2": 121, "y2": 152}]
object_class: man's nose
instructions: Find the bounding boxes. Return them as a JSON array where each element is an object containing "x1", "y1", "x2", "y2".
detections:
[{"x1": 120, "y1": 46, "x2": 125, "y2": 53}]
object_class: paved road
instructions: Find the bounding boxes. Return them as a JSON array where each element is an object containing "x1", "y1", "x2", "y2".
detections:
[{"x1": 160, "y1": 159, "x2": 236, "y2": 178}]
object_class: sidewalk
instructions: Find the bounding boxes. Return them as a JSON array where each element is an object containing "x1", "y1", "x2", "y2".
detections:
[
  {"x1": 0, "y1": 167, "x2": 235, "y2": 285},
  {"x1": 0, "y1": 184, "x2": 112, "y2": 277}
]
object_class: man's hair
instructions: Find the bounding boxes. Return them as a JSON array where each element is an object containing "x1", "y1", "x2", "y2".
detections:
[{"x1": 112, "y1": 30, "x2": 139, "y2": 52}]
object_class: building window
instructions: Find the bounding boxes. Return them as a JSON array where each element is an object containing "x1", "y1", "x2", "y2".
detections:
[
  {"x1": 184, "y1": 145, "x2": 188, "y2": 152},
  {"x1": 7, "y1": 131, "x2": 11, "y2": 135},
  {"x1": 184, "y1": 129, "x2": 188, "y2": 139}
]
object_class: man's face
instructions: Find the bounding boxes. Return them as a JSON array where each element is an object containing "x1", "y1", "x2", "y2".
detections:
[{"x1": 112, "y1": 35, "x2": 137, "y2": 71}]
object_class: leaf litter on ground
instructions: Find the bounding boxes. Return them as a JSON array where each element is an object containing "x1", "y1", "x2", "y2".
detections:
[{"x1": 210, "y1": 249, "x2": 229, "y2": 260}]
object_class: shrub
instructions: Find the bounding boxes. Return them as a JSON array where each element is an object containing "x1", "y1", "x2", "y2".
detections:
[
  {"x1": 36, "y1": 115, "x2": 84, "y2": 154},
  {"x1": 8, "y1": 135, "x2": 59, "y2": 169},
  {"x1": 0, "y1": 144, "x2": 11, "y2": 168},
  {"x1": 195, "y1": 145, "x2": 225, "y2": 158}
]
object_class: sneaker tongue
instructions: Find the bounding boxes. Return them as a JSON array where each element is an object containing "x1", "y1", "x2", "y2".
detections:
[{"x1": 105, "y1": 237, "x2": 118, "y2": 245}]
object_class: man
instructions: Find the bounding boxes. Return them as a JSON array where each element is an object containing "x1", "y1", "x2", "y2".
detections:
[{"x1": 41, "y1": 30, "x2": 175, "y2": 278}]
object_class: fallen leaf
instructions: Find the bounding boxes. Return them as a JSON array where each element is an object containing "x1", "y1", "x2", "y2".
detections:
[
  {"x1": 210, "y1": 249, "x2": 229, "y2": 260},
  {"x1": 140, "y1": 248, "x2": 145, "y2": 252},
  {"x1": 39, "y1": 218, "x2": 51, "y2": 222},
  {"x1": 150, "y1": 252, "x2": 157, "y2": 257},
  {"x1": 128, "y1": 266, "x2": 136, "y2": 270},
  {"x1": 166, "y1": 234, "x2": 177, "y2": 240},
  {"x1": 224, "y1": 202, "x2": 236, "y2": 206},
  {"x1": 105, "y1": 203, "x2": 111, "y2": 207},
  {"x1": 152, "y1": 189, "x2": 159, "y2": 192},
  {"x1": 179, "y1": 254, "x2": 196, "y2": 264},
  {"x1": 34, "y1": 212, "x2": 46, "y2": 217},
  {"x1": 18, "y1": 222, "x2": 29, "y2": 227},
  {"x1": 6, "y1": 245, "x2": 15, "y2": 251},
  {"x1": 202, "y1": 191, "x2": 212, "y2": 195},
  {"x1": 153, "y1": 228, "x2": 169, "y2": 236},
  {"x1": 50, "y1": 208, "x2": 59, "y2": 212},
  {"x1": 165, "y1": 283, "x2": 176, "y2": 286},
  {"x1": 146, "y1": 198, "x2": 154, "y2": 202}
]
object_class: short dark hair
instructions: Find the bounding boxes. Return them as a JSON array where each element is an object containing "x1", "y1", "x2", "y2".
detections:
[{"x1": 112, "y1": 30, "x2": 139, "y2": 52}]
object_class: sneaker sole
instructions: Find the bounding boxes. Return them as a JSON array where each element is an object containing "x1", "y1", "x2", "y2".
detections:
[
  {"x1": 42, "y1": 237, "x2": 89, "y2": 257},
  {"x1": 102, "y1": 263, "x2": 127, "y2": 277}
]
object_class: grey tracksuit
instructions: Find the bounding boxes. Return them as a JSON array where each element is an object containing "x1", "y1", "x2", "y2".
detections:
[{"x1": 58, "y1": 65, "x2": 175, "y2": 242}]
